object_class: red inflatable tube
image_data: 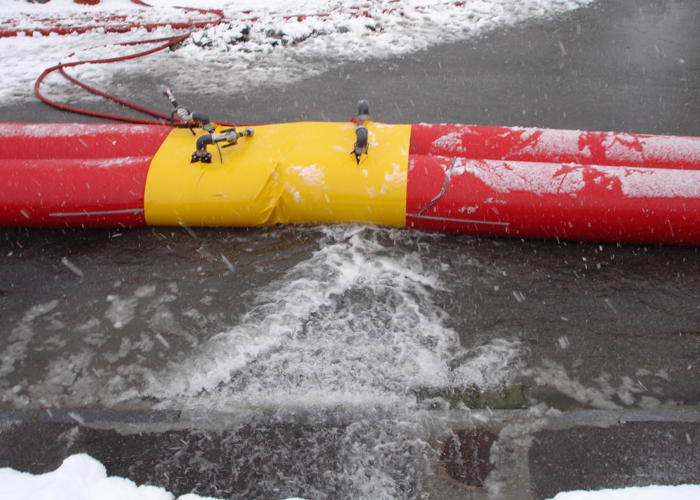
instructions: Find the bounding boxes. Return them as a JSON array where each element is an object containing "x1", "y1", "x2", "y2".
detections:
[
  {"x1": 0, "y1": 123, "x2": 171, "y2": 159},
  {"x1": 1, "y1": 121, "x2": 699, "y2": 245},
  {"x1": 410, "y1": 123, "x2": 700, "y2": 170},
  {"x1": 2, "y1": 157, "x2": 152, "y2": 227},
  {"x1": 407, "y1": 124, "x2": 700, "y2": 245},
  {"x1": 405, "y1": 155, "x2": 700, "y2": 245},
  {"x1": 0, "y1": 123, "x2": 170, "y2": 227}
]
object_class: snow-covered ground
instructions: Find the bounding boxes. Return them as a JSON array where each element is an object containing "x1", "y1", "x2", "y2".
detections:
[
  {"x1": 1, "y1": 0, "x2": 596, "y2": 104},
  {"x1": 1, "y1": 452, "x2": 698, "y2": 500},
  {"x1": 549, "y1": 484, "x2": 700, "y2": 500},
  {"x1": 1, "y1": 1, "x2": 698, "y2": 499}
]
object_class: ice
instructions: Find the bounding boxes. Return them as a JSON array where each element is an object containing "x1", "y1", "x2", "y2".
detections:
[
  {"x1": 452, "y1": 158, "x2": 587, "y2": 195},
  {"x1": 431, "y1": 131, "x2": 466, "y2": 154},
  {"x1": 105, "y1": 284, "x2": 157, "y2": 329}
]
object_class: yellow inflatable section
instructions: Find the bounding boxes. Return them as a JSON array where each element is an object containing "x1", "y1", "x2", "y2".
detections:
[{"x1": 144, "y1": 121, "x2": 411, "y2": 227}]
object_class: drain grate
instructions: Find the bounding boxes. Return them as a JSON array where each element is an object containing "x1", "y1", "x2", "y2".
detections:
[{"x1": 440, "y1": 429, "x2": 497, "y2": 487}]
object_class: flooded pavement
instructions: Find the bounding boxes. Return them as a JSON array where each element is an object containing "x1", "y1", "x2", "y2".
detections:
[{"x1": 1, "y1": 0, "x2": 699, "y2": 498}]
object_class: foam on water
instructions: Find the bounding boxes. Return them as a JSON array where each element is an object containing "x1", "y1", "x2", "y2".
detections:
[
  {"x1": 149, "y1": 225, "x2": 522, "y2": 411},
  {"x1": 1, "y1": 225, "x2": 524, "y2": 497},
  {"x1": 0, "y1": 300, "x2": 61, "y2": 380}
]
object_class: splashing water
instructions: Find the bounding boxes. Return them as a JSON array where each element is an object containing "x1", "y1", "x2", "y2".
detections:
[
  {"x1": 127, "y1": 225, "x2": 525, "y2": 497},
  {"x1": 1, "y1": 225, "x2": 525, "y2": 498},
  {"x1": 149, "y1": 225, "x2": 523, "y2": 412}
]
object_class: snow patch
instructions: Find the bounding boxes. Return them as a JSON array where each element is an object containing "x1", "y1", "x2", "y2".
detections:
[
  {"x1": 548, "y1": 484, "x2": 700, "y2": 500},
  {"x1": 287, "y1": 164, "x2": 325, "y2": 186},
  {"x1": 0, "y1": 0, "x2": 597, "y2": 104},
  {"x1": 0, "y1": 453, "x2": 224, "y2": 500},
  {"x1": 431, "y1": 131, "x2": 465, "y2": 154},
  {"x1": 452, "y1": 159, "x2": 587, "y2": 195}
]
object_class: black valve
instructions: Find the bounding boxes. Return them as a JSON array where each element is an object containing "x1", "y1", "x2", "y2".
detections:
[
  {"x1": 357, "y1": 99, "x2": 370, "y2": 122},
  {"x1": 191, "y1": 127, "x2": 254, "y2": 164},
  {"x1": 191, "y1": 134, "x2": 214, "y2": 163},
  {"x1": 352, "y1": 125, "x2": 369, "y2": 164},
  {"x1": 351, "y1": 100, "x2": 370, "y2": 164}
]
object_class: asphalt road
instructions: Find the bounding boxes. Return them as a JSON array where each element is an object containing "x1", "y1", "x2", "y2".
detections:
[
  {"x1": 2, "y1": 0, "x2": 698, "y2": 137},
  {"x1": 1, "y1": 1, "x2": 699, "y2": 499}
]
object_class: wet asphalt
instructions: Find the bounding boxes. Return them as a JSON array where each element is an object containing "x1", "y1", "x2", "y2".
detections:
[
  {"x1": 3, "y1": 0, "x2": 699, "y2": 137},
  {"x1": 1, "y1": 0, "x2": 699, "y2": 498}
]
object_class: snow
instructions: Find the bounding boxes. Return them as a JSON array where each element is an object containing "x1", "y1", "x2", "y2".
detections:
[
  {"x1": 0, "y1": 0, "x2": 596, "y2": 104},
  {"x1": 431, "y1": 131, "x2": 467, "y2": 154},
  {"x1": 0, "y1": 454, "x2": 697, "y2": 500},
  {"x1": 288, "y1": 164, "x2": 325, "y2": 186},
  {"x1": 0, "y1": 454, "x2": 225, "y2": 500},
  {"x1": 547, "y1": 484, "x2": 700, "y2": 500},
  {"x1": 449, "y1": 157, "x2": 700, "y2": 199},
  {"x1": 2, "y1": 1, "x2": 697, "y2": 499}
]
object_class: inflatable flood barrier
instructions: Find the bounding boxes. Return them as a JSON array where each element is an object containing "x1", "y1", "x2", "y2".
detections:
[{"x1": 1, "y1": 121, "x2": 699, "y2": 245}]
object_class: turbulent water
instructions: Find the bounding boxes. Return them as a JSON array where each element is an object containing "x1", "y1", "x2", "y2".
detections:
[
  {"x1": 149, "y1": 225, "x2": 522, "y2": 410},
  {"x1": 1, "y1": 223, "x2": 699, "y2": 497},
  {"x1": 2, "y1": 225, "x2": 528, "y2": 409}
]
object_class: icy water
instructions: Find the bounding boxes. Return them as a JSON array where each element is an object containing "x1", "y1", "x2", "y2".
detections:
[{"x1": 1, "y1": 224, "x2": 699, "y2": 497}]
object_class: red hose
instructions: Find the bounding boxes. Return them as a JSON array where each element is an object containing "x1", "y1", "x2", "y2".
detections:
[
  {"x1": 27, "y1": 1, "x2": 458, "y2": 125},
  {"x1": 1, "y1": 2, "x2": 224, "y2": 38},
  {"x1": 35, "y1": 34, "x2": 194, "y2": 125},
  {"x1": 31, "y1": 3, "x2": 241, "y2": 126},
  {"x1": 58, "y1": 66, "x2": 173, "y2": 122}
]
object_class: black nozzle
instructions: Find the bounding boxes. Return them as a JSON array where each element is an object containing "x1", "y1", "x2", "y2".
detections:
[
  {"x1": 357, "y1": 100, "x2": 370, "y2": 117},
  {"x1": 353, "y1": 125, "x2": 369, "y2": 164},
  {"x1": 191, "y1": 111, "x2": 214, "y2": 133}
]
